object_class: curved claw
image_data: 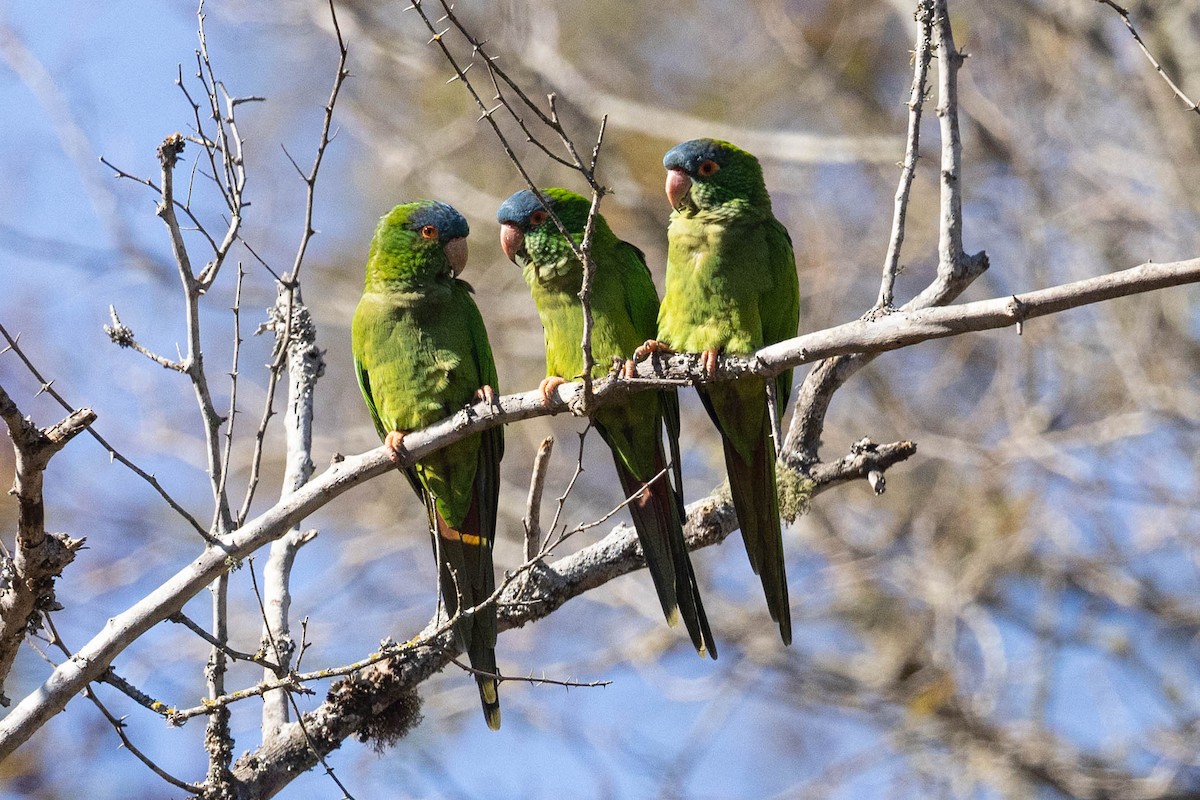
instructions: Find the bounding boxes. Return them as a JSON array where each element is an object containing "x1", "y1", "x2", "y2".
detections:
[
  {"x1": 538, "y1": 376, "x2": 567, "y2": 407},
  {"x1": 474, "y1": 384, "x2": 497, "y2": 406},
  {"x1": 384, "y1": 430, "x2": 407, "y2": 464},
  {"x1": 625, "y1": 339, "x2": 672, "y2": 379},
  {"x1": 700, "y1": 349, "x2": 720, "y2": 379},
  {"x1": 632, "y1": 339, "x2": 671, "y2": 363}
]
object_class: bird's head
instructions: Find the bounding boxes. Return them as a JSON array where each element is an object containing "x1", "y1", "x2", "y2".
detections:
[
  {"x1": 497, "y1": 187, "x2": 591, "y2": 282},
  {"x1": 663, "y1": 138, "x2": 769, "y2": 215},
  {"x1": 367, "y1": 200, "x2": 470, "y2": 285}
]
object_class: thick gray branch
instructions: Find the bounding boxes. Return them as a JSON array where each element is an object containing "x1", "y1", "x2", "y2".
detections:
[
  {"x1": 229, "y1": 437, "x2": 915, "y2": 798},
  {"x1": 0, "y1": 255, "x2": 1196, "y2": 759},
  {"x1": 260, "y1": 291, "x2": 324, "y2": 743},
  {"x1": 0, "y1": 388, "x2": 92, "y2": 706}
]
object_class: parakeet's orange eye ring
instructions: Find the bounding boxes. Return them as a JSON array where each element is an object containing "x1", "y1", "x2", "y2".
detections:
[
  {"x1": 529, "y1": 209, "x2": 549, "y2": 226},
  {"x1": 697, "y1": 159, "x2": 720, "y2": 177},
  {"x1": 420, "y1": 225, "x2": 438, "y2": 240}
]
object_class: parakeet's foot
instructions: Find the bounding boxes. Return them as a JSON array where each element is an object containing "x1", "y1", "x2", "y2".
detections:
[
  {"x1": 624, "y1": 339, "x2": 672, "y2": 378},
  {"x1": 700, "y1": 348, "x2": 721, "y2": 379},
  {"x1": 538, "y1": 376, "x2": 567, "y2": 406},
  {"x1": 474, "y1": 385, "x2": 497, "y2": 406},
  {"x1": 633, "y1": 339, "x2": 671, "y2": 361},
  {"x1": 384, "y1": 430, "x2": 407, "y2": 464}
]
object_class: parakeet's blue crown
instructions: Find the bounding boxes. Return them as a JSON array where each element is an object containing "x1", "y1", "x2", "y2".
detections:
[
  {"x1": 664, "y1": 138, "x2": 738, "y2": 174},
  {"x1": 407, "y1": 200, "x2": 469, "y2": 239},
  {"x1": 496, "y1": 189, "x2": 552, "y2": 227}
]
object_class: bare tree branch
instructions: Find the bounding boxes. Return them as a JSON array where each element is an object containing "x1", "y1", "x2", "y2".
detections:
[
  {"x1": 259, "y1": 291, "x2": 324, "y2": 743},
  {"x1": 784, "y1": 0, "x2": 987, "y2": 466},
  {"x1": 522, "y1": 436, "x2": 555, "y2": 563},
  {"x1": 874, "y1": 0, "x2": 935, "y2": 311},
  {"x1": 1093, "y1": 0, "x2": 1200, "y2": 116},
  {"x1": 0, "y1": 388, "x2": 91, "y2": 705},
  {"x1": 0, "y1": 250, "x2": 1195, "y2": 761},
  {"x1": 0, "y1": 322, "x2": 210, "y2": 539}
]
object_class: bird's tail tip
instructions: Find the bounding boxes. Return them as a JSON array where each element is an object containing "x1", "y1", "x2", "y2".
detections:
[{"x1": 479, "y1": 678, "x2": 502, "y2": 731}]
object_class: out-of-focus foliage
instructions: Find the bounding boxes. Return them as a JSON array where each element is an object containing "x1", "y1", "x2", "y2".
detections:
[{"x1": 1, "y1": 0, "x2": 1199, "y2": 797}]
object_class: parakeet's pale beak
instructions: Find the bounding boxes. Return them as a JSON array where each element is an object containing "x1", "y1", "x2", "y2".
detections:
[
  {"x1": 499, "y1": 222, "x2": 524, "y2": 263},
  {"x1": 445, "y1": 236, "x2": 468, "y2": 276},
  {"x1": 666, "y1": 168, "x2": 692, "y2": 211}
]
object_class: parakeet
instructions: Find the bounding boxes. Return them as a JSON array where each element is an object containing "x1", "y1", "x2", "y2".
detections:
[
  {"x1": 497, "y1": 187, "x2": 716, "y2": 659},
  {"x1": 351, "y1": 201, "x2": 505, "y2": 729},
  {"x1": 655, "y1": 139, "x2": 799, "y2": 646}
]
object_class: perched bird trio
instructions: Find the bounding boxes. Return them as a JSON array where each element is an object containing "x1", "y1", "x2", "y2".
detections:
[{"x1": 351, "y1": 139, "x2": 799, "y2": 730}]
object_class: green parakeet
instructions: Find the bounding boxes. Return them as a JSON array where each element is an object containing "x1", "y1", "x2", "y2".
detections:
[
  {"x1": 351, "y1": 201, "x2": 505, "y2": 729},
  {"x1": 497, "y1": 187, "x2": 716, "y2": 659},
  {"x1": 656, "y1": 139, "x2": 799, "y2": 646}
]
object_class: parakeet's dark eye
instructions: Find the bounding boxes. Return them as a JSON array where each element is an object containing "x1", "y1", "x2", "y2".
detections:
[
  {"x1": 697, "y1": 159, "x2": 720, "y2": 177},
  {"x1": 529, "y1": 209, "x2": 548, "y2": 226},
  {"x1": 420, "y1": 225, "x2": 438, "y2": 240}
]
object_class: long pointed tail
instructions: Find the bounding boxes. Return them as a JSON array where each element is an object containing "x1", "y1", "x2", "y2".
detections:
[
  {"x1": 613, "y1": 454, "x2": 718, "y2": 659},
  {"x1": 721, "y1": 424, "x2": 791, "y2": 645},
  {"x1": 434, "y1": 509, "x2": 502, "y2": 730}
]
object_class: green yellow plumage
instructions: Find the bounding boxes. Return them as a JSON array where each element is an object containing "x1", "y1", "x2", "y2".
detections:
[
  {"x1": 352, "y1": 200, "x2": 504, "y2": 728},
  {"x1": 498, "y1": 188, "x2": 716, "y2": 658},
  {"x1": 657, "y1": 140, "x2": 799, "y2": 645}
]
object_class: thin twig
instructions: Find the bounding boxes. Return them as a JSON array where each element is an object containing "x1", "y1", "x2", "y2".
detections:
[
  {"x1": 103, "y1": 305, "x2": 187, "y2": 371},
  {"x1": 1093, "y1": 0, "x2": 1200, "y2": 115},
  {"x1": 933, "y1": 0, "x2": 967, "y2": 278},
  {"x1": 575, "y1": 166, "x2": 607, "y2": 414},
  {"x1": 169, "y1": 612, "x2": 283, "y2": 672},
  {"x1": 407, "y1": 0, "x2": 604, "y2": 269},
  {"x1": 542, "y1": 427, "x2": 590, "y2": 553},
  {"x1": 38, "y1": 616, "x2": 201, "y2": 792},
  {"x1": 283, "y1": 0, "x2": 348, "y2": 289},
  {"x1": 154, "y1": 131, "x2": 233, "y2": 534},
  {"x1": 433, "y1": 0, "x2": 603, "y2": 189},
  {"x1": 85, "y1": 685, "x2": 203, "y2": 793},
  {"x1": 523, "y1": 437, "x2": 555, "y2": 563},
  {"x1": 0, "y1": 321, "x2": 210, "y2": 539},
  {"x1": 448, "y1": 657, "x2": 611, "y2": 689},
  {"x1": 874, "y1": 0, "x2": 935, "y2": 311},
  {"x1": 97, "y1": 155, "x2": 219, "y2": 254},
  {"x1": 215, "y1": 264, "x2": 245, "y2": 504}
]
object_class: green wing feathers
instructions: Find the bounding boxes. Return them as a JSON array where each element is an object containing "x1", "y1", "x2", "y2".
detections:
[{"x1": 760, "y1": 218, "x2": 800, "y2": 415}]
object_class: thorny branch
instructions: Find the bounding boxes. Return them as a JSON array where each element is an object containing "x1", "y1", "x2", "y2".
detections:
[
  {"x1": 1093, "y1": 0, "x2": 1200, "y2": 116},
  {"x1": 1, "y1": 250, "x2": 1198, "y2": 765},
  {"x1": 0, "y1": 321, "x2": 209, "y2": 538},
  {"x1": 35, "y1": 615, "x2": 201, "y2": 793},
  {"x1": 408, "y1": 0, "x2": 610, "y2": 414},
  {"x1": 0, "y1": 385, "x2": 90, "y2": 705}
]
